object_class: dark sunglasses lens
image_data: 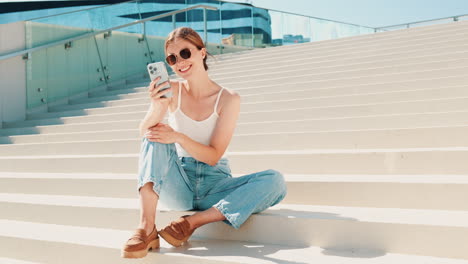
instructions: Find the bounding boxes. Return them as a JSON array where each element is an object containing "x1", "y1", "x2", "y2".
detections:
[
  {"x1": 180, "y1": 48, "x2": 191, "y2": 59},
  {"x1": 166, "y1": 55, "x2": 176, "y2": 65}
]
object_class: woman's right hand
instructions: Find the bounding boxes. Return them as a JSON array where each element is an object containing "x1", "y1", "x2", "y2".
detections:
[{"x1": 148, "y1": 77, "x2": 172, "y2": 106}]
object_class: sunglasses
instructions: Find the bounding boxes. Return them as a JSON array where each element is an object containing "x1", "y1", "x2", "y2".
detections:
[{"x1": 165, "y1": 48, "x2": 193, "y2": 66}]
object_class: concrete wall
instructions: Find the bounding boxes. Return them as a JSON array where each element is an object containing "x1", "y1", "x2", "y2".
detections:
[{"x1": 0, "y1": 21, "x2": 27, "y2": 128}]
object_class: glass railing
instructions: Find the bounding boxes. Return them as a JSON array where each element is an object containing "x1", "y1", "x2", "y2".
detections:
[
  {"x1": 3, "y1": 0, "x2": 437, "y2": 115},
  {"x1": 375, "y1": 14, "x2": 468, "y2": 32}
]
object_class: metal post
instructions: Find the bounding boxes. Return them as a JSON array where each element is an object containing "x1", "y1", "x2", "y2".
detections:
[
  {"x1": 251, "y1": 7, "x2": 254, "y2": 48},
  {"x1": 172, "y1": 14, "x2": 176, "y2": 29},
  {"x1": 219, "y1": 4, "x2": 223, "y2": 54},
  {"x1": 203, "y1": 8, "x2": 208, "y2": 45}
]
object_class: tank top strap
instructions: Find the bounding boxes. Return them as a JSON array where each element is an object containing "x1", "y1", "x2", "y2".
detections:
[
  {"x1": 213, "y1": 87, "x2": 224, "y2": 115},
  {"x1": 176, "y1": 81, "x2": 183, "y2": 111}
]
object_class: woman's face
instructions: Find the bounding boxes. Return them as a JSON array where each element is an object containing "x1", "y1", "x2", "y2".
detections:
[{"x1": 165, "y1": 38, "x2": 206, "y2": 80}]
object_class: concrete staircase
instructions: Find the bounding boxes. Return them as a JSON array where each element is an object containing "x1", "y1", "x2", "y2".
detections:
[{"x1": 1, "y1": 20, "x2": 468, "y2": 264}]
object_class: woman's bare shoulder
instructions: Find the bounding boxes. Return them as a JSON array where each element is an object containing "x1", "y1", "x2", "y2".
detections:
[
  {"x1": 217, "y1": 86, "x2": 240, "y2": 114},
  {"x1": 221, "y1": 87, "x2": 239, "y2": 99}
]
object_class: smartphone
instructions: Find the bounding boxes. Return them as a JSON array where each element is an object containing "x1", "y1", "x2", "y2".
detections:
[{"x1": 147, "y1": 62, "x2": 172, "y2": 98}]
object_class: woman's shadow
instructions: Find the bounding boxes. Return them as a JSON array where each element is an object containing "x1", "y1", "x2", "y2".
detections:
[
  {"x1": 160, "y1": 239, "x2": 309, "y2": 264},
  {"x1": 156, "y1": 209, "x2": 387, "y2": 264}
]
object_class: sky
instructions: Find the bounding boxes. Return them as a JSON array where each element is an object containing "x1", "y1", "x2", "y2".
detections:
[{"x1": 224, "y1": 0, "x2": 468, "y2": 28}]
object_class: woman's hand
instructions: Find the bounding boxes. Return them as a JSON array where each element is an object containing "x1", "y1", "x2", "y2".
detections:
[
  {"x1": 148, "y1": 77, "x2": 172, "y2": 106},
  {"x1": 145, "y1": 123, "x2": 180, "y2": 144}
]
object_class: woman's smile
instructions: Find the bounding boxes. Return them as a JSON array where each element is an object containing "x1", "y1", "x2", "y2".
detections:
[{"x1": 179, "y1": 64, "x2": 192, "y2": 73}]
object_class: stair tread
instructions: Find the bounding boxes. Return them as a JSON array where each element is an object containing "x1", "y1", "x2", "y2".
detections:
[
  {"x1": 2, "y1": 172, "x2": 468, "y2": 183},
  {"x1": 2, "y1": 146, "x2": 468, "y2": 159},
  {"x1": 3, "y1": 219, "x2": 468, "y2": 264},
  {"x1": 2, "y1": 193, "x2": 468, "y2": 227}
]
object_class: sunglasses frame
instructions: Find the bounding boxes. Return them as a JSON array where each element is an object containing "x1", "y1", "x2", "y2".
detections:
[{"x1": 165, "y1": 48, "x2": 194, "y2": 66}]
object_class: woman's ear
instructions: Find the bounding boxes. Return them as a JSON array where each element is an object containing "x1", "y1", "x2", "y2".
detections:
[{"x1": 201, "y1": 47, "x2": 207, "y2": 59}]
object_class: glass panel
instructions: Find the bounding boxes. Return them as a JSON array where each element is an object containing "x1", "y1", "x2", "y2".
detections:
[
  {"x1": 281, "y1": 13, "x2": 311, "y2": 45},
  {"x1": 410, "y1": 18, "x2": 454, "y2": 28},
  {"x1": 219, "y1": 2, "x2": 254, "y2": 49},
  {"x1": 309, "y1": 18, "x2": 372, "y2": 42},
  {"x1": 252, "y1": 7, "x2": 273, "y2": 48},
  {"x1": 26, "y1": 47, "x2": 48, "y2": 110},
  {"x1": 25, "y1": 34, "x2": 104, "y2": 110},
  {"x1": 93, "y1": 23, "x2": 149, "y2": 84},
  {"x1": 186, "y1": 0, "x2": 221, "y2": 55},
  {"x1": 139, "y1": 0, "x2": 185, "y2": 37},
  {"x1": 87, "y1": 1, "x2": 141, "y2": 33},
  {"x1": 269, "y1": 10, "x2": 283, "y2": 47},
  {"x1": 26, "y1": 10, "x2": 93, "y2": 48},
  {"x1": 459, "y1": 15, "x2": 468, "y2": 21},
  {"x1": 24, "y1": 1, "x2": 148, "y2": 110}
]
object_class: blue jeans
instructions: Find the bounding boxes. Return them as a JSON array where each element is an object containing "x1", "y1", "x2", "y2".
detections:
[{"x1": 137, "y1": 138, "x2": 287, "y2": 229}]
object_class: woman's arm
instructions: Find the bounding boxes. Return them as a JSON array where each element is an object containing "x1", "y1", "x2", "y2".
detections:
[
  {"x1": 177, "y1": 92, "x2": 241, "y2": 166},
  {"x1": 139, "y1": 81, "x2": 177, "y2": 137},
  {"x1": 139, "y1": 102, "x2": 169, "y2": 137}
]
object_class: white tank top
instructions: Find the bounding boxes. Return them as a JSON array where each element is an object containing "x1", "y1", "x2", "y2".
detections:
[{"x1": 167, "y1": 81, "x2": 227, "y2": 158}]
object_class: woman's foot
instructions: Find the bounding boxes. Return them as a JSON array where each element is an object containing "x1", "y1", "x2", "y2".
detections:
[
  {"x1": 121, "y1": 224, "x2": 159, "y2": 258},
  {"x1": 159, "y1": 215, "x2": 195, "y2": 247}
]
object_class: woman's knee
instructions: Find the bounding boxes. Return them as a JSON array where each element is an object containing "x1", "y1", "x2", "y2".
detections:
[
  {"x1": 261, "y1": 169, "x2": 287, "y2": 195},
  {"x1": 140, "y1": 138, "x2": 177, "y2": 161},
  {"x1": 142, "y1": 137, "x2": 172, "y2": 149}
]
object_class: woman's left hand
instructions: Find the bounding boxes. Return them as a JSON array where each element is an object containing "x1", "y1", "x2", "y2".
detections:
[{"x1": 145, "y1": 123, "x2": 180, "y2": 144}]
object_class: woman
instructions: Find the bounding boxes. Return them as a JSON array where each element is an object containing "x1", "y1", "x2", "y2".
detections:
[{"x1": 122, "y1": 27, "x2": 287, "y2": 259}]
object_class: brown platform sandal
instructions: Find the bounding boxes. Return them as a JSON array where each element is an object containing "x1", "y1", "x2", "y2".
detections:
[
  {"x1": 121, "y1": 225, "x2": 159, "y2": 258},
  {"x1": 159, "y1": 215, "x2": 195, "y2": 247}
]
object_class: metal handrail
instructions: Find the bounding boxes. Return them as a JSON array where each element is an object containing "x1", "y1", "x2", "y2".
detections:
[
  {"x1": 375, "y1": 13, "x2": 466, "y2": 31},
  {"x1": 0, "y1": 4, "x2": 218, "y2": 62}
]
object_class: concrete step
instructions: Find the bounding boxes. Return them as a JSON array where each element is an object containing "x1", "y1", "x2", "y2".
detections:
[
  {"x1": 17, "y1": 89, "x2": 468, "y2": 129},
  {"x1": 4, "y1": 109, "x2": 468, "y2": 138},
  {"x1": 0, "y1": 219, "x2": 241, "y2": 264},
  {"x1": 217, "y1": 65, "x2": 468, "y2": 89},
  {"x1": 212, "y1": 40, "x2": 466, "y2": 75},
  {"x1": 44, "y1": 82, "x2": 468, "y2": 116},
  {"x1": 212, "y1": 34, "x2": 468, "y2": 71},
  {"x1": 1, "y1": 147, "x2": 468, "y2": 174},
  {"x1": 4, "y1": 124, "x2": 468, "y2": 155},
  {"x1": 0, "y1": 119, "x2": 140, "y2": 137},
  {"x1": 65, "y1": 76, "x2": 468, "y2": 108},
  {"x1": 213, "y1": 23, "x2": 468, "y2": 63},
  {"x1": 209, "y1": 43, "x2": 468, "y2": 78},
  {"x1": 213, "y1": 27, "x2": 468, "y2": 60},
  {"x1": 3, "y1": 220, "x2": 468, "y2": 264},
  {"x1": 49, "y1": 85, "x2": 468, "y2": 120},
  {"x1": 2, "y1": 197, "x2": 468, "y2": 259},
  {"x1": 0, "y1": 129, "x2": 139, "y2": 144},
  {"x1": 2, "y1": 125, "x2": 468, "y2": 149},
  {"x1": 76, "y1": 72, "x2": 468, "y2": 101},
  {"x1": 214, "y1": 20, "x2": 468, "y2": 60},
  {"x1": 1, "y1": 173, "x2": 468, "y2": 210},
  {"x1": 214, "y1": 59, "x2": 468, "y2": 91},
  {"x1": 0, "y1": 258, "x2": 41, "y2": 264}
]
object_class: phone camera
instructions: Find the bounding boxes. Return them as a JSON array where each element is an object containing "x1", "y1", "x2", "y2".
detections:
[
  {"x1": 148, "y1": 66, "x2": 153, "y2": 70},
  {"x1": 150, "y1": 71, "x2": 154, "y2": 74}
]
